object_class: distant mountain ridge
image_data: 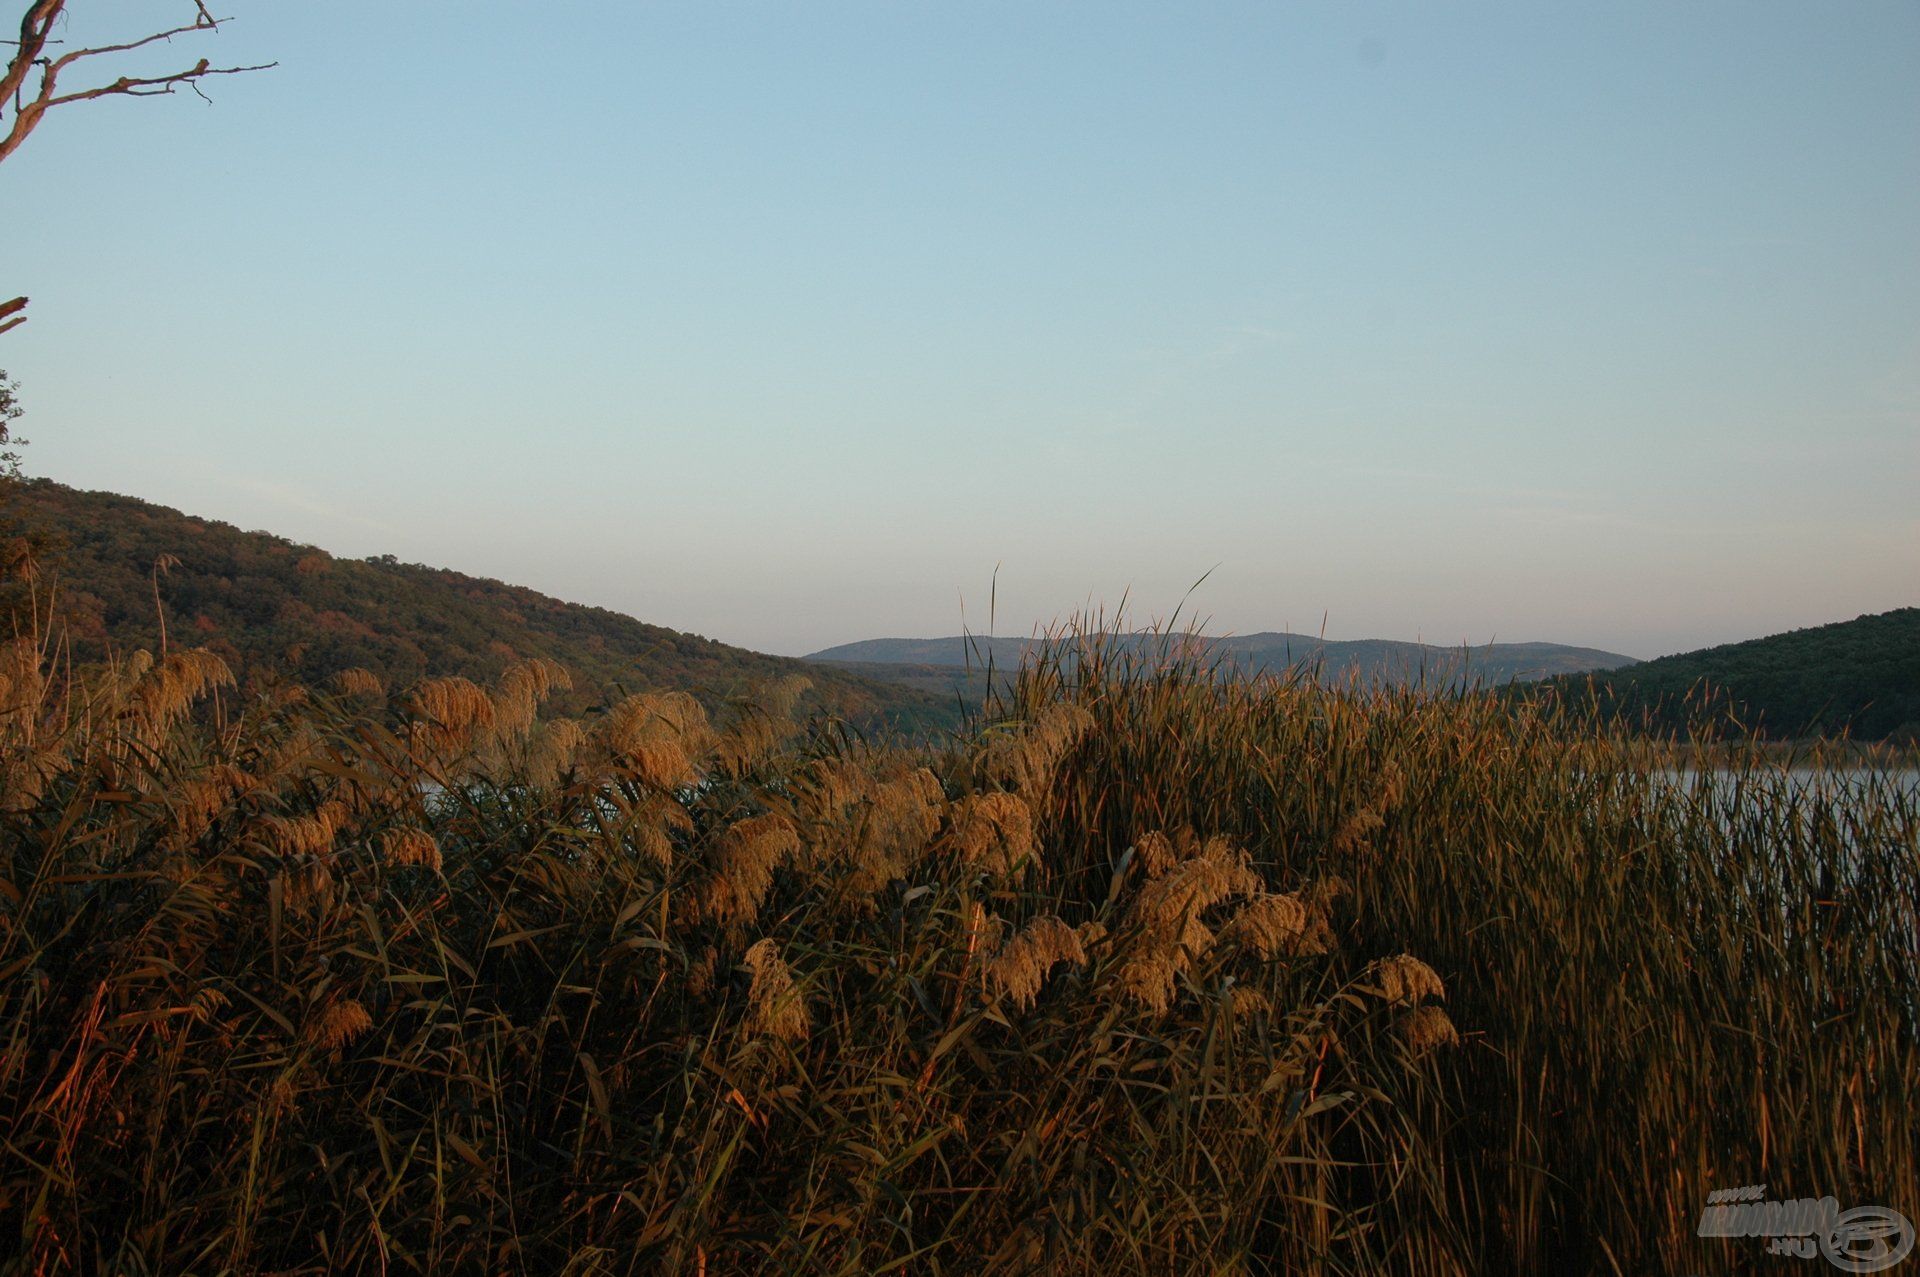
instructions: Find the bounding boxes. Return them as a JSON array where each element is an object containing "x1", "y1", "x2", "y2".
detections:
[
  {"x1": 1542, "y1": 608, "x2": 1920, "y2": 741},
  {"x1": 5, "y1": 480, "x2": 957, "y2": 731},
  {"x1": 808, "y1": 632, "x2": 1640, "y2": 688}
]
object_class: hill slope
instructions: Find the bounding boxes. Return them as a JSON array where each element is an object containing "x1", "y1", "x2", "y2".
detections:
[
  {"x1": 809, "y1": 632, "x2": 1639, "y2": 689},
  {"x1": 1545, "y1": 608, "x2": 1920, "y2": 741},
  {"x1": 5, "y1": 480, "x2": 956, "y2": 731}
]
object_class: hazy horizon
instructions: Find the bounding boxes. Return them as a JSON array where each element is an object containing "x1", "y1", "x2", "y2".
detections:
[{"x1": 7, "y1": 2, "x2": 1916, "y2": 659}]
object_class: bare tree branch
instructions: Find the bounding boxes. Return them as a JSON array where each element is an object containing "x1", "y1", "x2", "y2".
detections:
[
  {"x1": 43, "y1": 56, "x2": 274, "y2": 110},
  {"x1": 0, "y1": 2, "x2": 64, "y2": 112},
  {"x1": 2, "y1": 3, "x2": 275, "y2": 166},
  {"x1": 1, "y1": 2, "x2": 271, "y2": 333}
]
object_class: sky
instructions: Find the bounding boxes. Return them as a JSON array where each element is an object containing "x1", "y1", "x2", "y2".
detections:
[{"x1": 5, "y1": 1, "x2": 1916, "y2": 659}]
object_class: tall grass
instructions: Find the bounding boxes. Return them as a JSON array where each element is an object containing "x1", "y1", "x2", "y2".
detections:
[
  {"x1": 1006, "y1": 630, "x2": 1919, "y2": 1272},
  {"x1": 0, "y1": 617, "x2": 1913, "y2": 1274}
]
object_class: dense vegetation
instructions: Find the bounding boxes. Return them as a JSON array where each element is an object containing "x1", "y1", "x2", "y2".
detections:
[
  {"x1": 2, "y1": 480, "x2": 958, "y2": 732},
  {"x1": 1, "y1": 606, "x2": 1913, "y2": 1273},
  {"x1": 1545, "y1": 608, "x2": 1920, "y2": 742}
]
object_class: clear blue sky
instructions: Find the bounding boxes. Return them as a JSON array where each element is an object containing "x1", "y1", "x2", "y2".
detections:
[{"x1": 7, "y1": 2, "x2": 1916, "y2": 657}]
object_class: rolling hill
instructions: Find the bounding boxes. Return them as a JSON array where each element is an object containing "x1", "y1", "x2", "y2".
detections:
[
  {"x1": 2, "y1": 479, "x2": 958, "y2": 732},
  {"x1": 1542, "y1": 608, "x2": 1920, "y2": 741},
  {"x1": 808, "y1": 631, "x2": 1640, "y2": 690}
]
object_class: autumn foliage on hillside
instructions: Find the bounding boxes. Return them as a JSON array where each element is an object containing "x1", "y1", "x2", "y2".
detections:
[{"x1": 1, "y1": 480, "x2": 956, "y2": 732}]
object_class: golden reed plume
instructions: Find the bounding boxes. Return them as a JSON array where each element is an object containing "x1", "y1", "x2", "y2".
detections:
[
  {"x1": 491, "y1": 658, "x2": 573, "y2": 739},
  {"x1": 795, "y1": 759, "x2": 945, "y2": 896},
  {"x1": 1220, "y1": 891, "x2": 1331, "y2": 959},
  {"x1": 1331, "y1": 762, "x2": 1405, "y2": 857},
  {"x1": 1373, "y1": 953, "x2": 1446, "y2": 1006},
  {"x1": 944, "y1": 792, "x2": 1035, "y2": 876},
  {"x1": 409, "y1": 677, "x2": 496, "y2": 751},
  {"x1": 331, "y1": 668, "x2": 385, "y2": 699},
  {"x1": 380, "y1": 828, "x2": 443, "y2": 873},
  {"x1": 982, "y1": 703, "x2": 1095, "y2": 799},
  {"x1": 524, "y1": 717, "x2": 587, "y2": 787},
  {"x1": 1114, "y1": 833, "x2": 1262, "y2": 1012},
  {"x1": 741, "y1": 938, "x2": 809, "y2": 1042},
  {"x1": 312, "y1": 1000, "x2": 375, "y2": 1054},
  {"x1": 1398, "y1": 1004, "x2": 1461, "y2": 1055},
  {"x1": 702, "y1": 812, "x2": 802, "y2": 928},
  {"x1": 986, "y1": 914, "x2": 1087, "y2": 1010},
  {"x1": 601, "y1": 691, "x2": 713, "y2": 789}
]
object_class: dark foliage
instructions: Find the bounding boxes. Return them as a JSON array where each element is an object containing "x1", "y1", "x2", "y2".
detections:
[
  {"x1": 1542, "y1": 608, "x2": 1920, "y2": 741},
  {"x1": 2, "y1": 480, "x2": 959, "y2": 732}
]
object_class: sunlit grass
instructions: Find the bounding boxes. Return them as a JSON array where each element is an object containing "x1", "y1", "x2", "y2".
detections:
[{"x1": 0, "y1": 613, "x2": 1912, "y2": 1273}]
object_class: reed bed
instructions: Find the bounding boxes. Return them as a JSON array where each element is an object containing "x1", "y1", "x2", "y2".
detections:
[{"x1": 0, "y1": 619, "x2": 1913, "y2": 1274}]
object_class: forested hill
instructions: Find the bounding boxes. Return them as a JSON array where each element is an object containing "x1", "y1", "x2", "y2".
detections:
[
  {"x1": 810, "y1": 632, "x2": 1638, "y2": 688},
  {"x1": 3, "y1": 480, "x2": 957, "y2": 731},
  {"x1": 1543, "y1": 608, "x2": 1920, "y2": 741}
]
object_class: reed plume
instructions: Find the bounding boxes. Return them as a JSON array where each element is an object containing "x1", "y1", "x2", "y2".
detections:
[
  {"x1": 311, "y1": 1000, "x2": 374, "y2": 1054},
  {"x1": 639, "y1": 794, "x2": 695, "y2": 868},
  {"x1": 331, "y1": 667, "x2": 385, "y2": 699},
  {"x1": 687, "y1": 944, "x2": 721, "y2": 998},
  {"x1": 716, "y1": 674, "x2": 813, "y2": 778},
  {"x1": 491, "y1": 657, "x2": 573, "y2": 739},
  {"x1": 601, "y1": 785, "x2": 694, "y2": 867},
  {"x1": 1229, "y1": 984, "x2": 1270, "y2": 1021},
  {"x1": 986, "y1": 914, "x2": 1087, "y2": 1010},
  {"x1": 187, "y1": 986, "x2": 230, "y2": 1027},
  {"x1": 1397, "y1": 1004, "x2": 1461, "y2": 1055},
  {"x1": 524, "y1": 717, "x2": 586, "y2": 787},
  {"x1": 380, "y1": 827, "x2": 443, "y2": 872},
  {"x1": 1132, "y1": 829, "x2": 1185, "y2": 878},
  {"x1": 795, "y1": 756, "x2": 870, "y2": 828},
  {"x1": 170, "y1": 763, "x2": 255, "y2": 844},
  {"x1": 408, "y1": 676, "x2": 496, "y2": 758},
  {"x1": 127, "y1": 648, "x2": 234, "y2": 746},
  {"x1": 715, "y1": 712, "x2": 783, "y2": 779},
  {"x1": 758, "y1": 673, "x2": 813, "y2": 719},
  {"x1": 601, "y1": 690, "x2": 713, "y2": 789},
  {"x1": 1114, "y1": 835, "x2": 1262, "y2": 1012},
  {"x1": 785, "y1": 758, "x2": 946, "y2": 900},
  {"x1": 282, "y1": 857, "x2": 336, "y2": 916},
  {"x1": 1331, "y1": 761, "x2": 1405, "y2": 856},
  {"x1": 741, "y1": 938, "x2": 809, "y2": 1042},
  {"x1": 1373, "y1": 953, "x2": 1446, "y2": 1006},
  {"x1": 1, "y1": 729, "x2": 62, "y2": 809},
  {"x1": 1220, "y1": 891, "x2": 1330, "y2": 959},
  {"x1": 846, "y1": 764, "x2": 946, "y2": 893},
  {"x1": 1305, "y1": 874, "x2": 1352, "y2": 912},
  {"x1": 944, "y1": 791, "x2": 1034, "y2": 876},
  {"x1": 982, "y1": 702, "x2": 1094, "y2": 799},
  {"x1": 258, "y1": 812, "x2": 335, "y2": 858},
  {"x1": 702, "y1": 812, "x2": 802, "y2": 928}
]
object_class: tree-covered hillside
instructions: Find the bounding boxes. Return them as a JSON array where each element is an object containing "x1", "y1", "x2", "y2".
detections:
[
  {"x1": 1546, "y1": 608, "x2": 1920, "y2": 741},
  {"x1": 810, "y1": 632, "x2": 1637, "y2": 689},
  {"x1": 4, "y1": 480, "x2": 957, "y2": 732}
]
